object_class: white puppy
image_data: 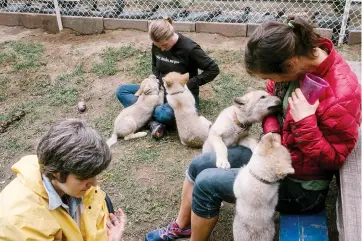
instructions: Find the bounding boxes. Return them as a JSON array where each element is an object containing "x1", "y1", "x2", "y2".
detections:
[
  {"x1": 107, "y1": 75, "x2": 164, "y2": 147},
  {"x1": 202, "y1": 90, "x2": 282, "y2": 168},
  {"x1": 163, "y1": 72, "x2": 212, "y2": 148},
  {"x1": 233, "y1": 133, "x2": 294, "y2": 241}
]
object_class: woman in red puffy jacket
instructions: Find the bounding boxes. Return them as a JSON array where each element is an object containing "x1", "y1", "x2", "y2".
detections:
[{"x1": 145, "y1": 18, "x2": 361, "y2": 241}]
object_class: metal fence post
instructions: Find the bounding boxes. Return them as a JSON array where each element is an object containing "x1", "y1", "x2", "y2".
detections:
[
  {"x1": 338, "y1": 0, "x2": 352, "y2": 45},
  {"x1": 53, "y1": 0, "x2": 63, "y2": 32}
]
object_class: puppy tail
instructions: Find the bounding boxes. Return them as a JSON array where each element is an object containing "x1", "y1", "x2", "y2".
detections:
[
  {"x1": 124, "y1": 131, "x2": 148, "y2": 140},
  {"x1": 107, "y1": 134, "x2": 118, "y2": 147}
]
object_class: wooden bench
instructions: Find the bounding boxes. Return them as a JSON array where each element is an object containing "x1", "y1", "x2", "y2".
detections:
[
  {"x1": 280, "y1": 61, "x2": 361, "y2": 241},
  {"x1": 338, "y1": 61, "x2": 362, "y2": 241}
]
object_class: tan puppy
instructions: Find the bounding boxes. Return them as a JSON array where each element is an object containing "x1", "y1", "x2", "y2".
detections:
[
  {"x1": 107, "y1": 75, "x2": 164, "y2": 147},
  {"x1": 233, "y1": 133, "x2": 294, "y2": 241},
  {"x1": 163, "y1": 72, "x2": 211, "y2": 148},
  {"x1": 202, "y1": 90, "x2": 281, "y2": 168}
]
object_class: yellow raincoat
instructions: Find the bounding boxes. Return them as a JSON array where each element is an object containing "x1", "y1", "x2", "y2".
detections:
[{"x1": 0, "y1": 155, "x2": 109, "y2": 241}]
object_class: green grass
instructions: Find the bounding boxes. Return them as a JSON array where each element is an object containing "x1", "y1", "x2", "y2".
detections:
[
  {"x1": 0, "y1": 76, "x2": 8, "y2": 102},
  {"x1": 92, "y1": 45, "x2": 139, "y2": 77},
  {"x1": 47, "y1": 64, "x2": 85, "y2": 106},
  {"x1": 132, "y1": 51, "x2": 152, "y2": 79},
  {"x1": 0, "y1": 52, "x2": 7, "y2": 64},
  {"x1": 0, "y1": 41, "x2": 46, "y2": 70}
]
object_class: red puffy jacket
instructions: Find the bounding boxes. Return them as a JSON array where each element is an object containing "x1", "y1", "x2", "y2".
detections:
[{"x1": 263, "y1": 39, "x2": 361, "y2": 180}]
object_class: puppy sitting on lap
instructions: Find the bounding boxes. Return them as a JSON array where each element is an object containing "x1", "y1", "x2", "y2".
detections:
[
  {"x1": 202, "y1": 90, "x2": 282, "y2": 168},
  {"x1": 107, "y1": 75, "x2": 164, "y2": 147}
]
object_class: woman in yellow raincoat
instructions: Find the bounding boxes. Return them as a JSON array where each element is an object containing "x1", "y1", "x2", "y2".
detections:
[{"x1": 0, "y1": 119, "x2": 126, "y2": 241}]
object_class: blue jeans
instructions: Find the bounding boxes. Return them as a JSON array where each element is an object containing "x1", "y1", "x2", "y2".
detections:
[
  {"x1": 116, "y1": 84, "x2": 199, "y2": 126},
  {"x1": 186, "y1": 146, "x2": 328, "y2": 218}
]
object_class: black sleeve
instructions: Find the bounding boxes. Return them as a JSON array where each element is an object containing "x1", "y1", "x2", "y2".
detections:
[
  {"x1": 151, "y1": 46, "x2": 161, "y2": 80},
  {"x1": 187, "y1": 46, "x2": 220, "y2": 90}
]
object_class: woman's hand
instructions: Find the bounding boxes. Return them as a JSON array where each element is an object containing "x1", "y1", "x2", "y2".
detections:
[
  {"x1": 107, "y1": 208, "x2": 126, "y2": 241},
  {"x1": 288, "y1": 88, "x2": 319, "y2": 122}
]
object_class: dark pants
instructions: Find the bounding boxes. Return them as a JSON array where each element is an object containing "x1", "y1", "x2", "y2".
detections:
[
  {"x1": 116, "y1": 84, "x2": 199, "y2": 126},
  {"x1": 186, "y1": 146, "x2": 329, "y2": 219}
]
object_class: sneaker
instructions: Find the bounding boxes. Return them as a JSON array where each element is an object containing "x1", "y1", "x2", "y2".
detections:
[
  {"x1": 149, "y1": 121, "x2": 167, "y2": 140},
  {"x1": 145, "y1": 221, "x2": 191, "y2": 241}
]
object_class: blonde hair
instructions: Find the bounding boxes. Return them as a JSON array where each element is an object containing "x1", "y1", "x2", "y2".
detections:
[{"x1": 149, "y1": 17, "x2": 174, "y2": 42}]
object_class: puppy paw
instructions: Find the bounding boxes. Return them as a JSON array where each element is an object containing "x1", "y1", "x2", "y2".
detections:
[{"x1": 216, "y1": 158, "x2": 231, "y2": 169}]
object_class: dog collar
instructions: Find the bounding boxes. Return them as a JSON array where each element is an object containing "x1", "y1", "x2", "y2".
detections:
[
  {"x1": 169, "y1": 90, "x2": 185, "y2": 95},
  {"x1": 249, "y1": 169, "x2": 274, "y2": 184},
  {"x1": 233, "y1": 111, "x2": 251, "y2": 129}
]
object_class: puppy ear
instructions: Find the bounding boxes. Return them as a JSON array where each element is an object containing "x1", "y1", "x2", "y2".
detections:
[
  {"x1": 271, "y1": 134, "x2": 281, "y2": 147},
  {"x1": 233, "y1": 97, "x2": 246, "y2": 107},
  {"x1": 181, "y1": 73, "x2": 189, "y2": 85},
  {"x1": 164, "y1": 77, "x2": 172, "y2": 88},
  {"x1": 257, "y1": 132, "x2": 273, "y2": 155}
]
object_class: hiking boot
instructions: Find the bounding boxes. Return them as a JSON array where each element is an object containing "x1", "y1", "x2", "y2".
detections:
[
  {"x1": 149, "y1": 121, "x2": 166, "y2": 140},
  {"x1": 145, "y1": 221, "x2": 191, "y2": 241}
]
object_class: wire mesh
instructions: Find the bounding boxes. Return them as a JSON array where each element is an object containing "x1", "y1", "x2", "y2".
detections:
[{"x1": 0, "y1": 0, "x2": 360, "y2": 43}]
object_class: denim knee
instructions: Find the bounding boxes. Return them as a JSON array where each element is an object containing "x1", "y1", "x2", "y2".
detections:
[
  {"x1": 186, "y1": 152, "x2": 216, "y2": 184},
  {"x1": 191, "y1": 170, "x2": 223, "y2": 219},
  {"x1": 191, "y1": 168, "x2": 239, "y2": 219},
  {"x1": 153, "y1": 104, "x2": 175, "y2": 124},
  {"x1": 116, "y1": 85, "x2": 128, "y2": 101},
  {"x1": 116, "y1": 84, "x2": 139, "y2": 108}
]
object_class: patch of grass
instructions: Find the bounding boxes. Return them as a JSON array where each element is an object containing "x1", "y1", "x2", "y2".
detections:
[
  {"x1": 57, "y1": 64, "x2": 85, "y2": 85},
  {"x1": 132, "y1": 51, "x2": 152, "y2": 79},
  {"x1": 0, "y1": 52, "x2": 7, "y2": 64},
  {"x1": 5, "y1": 41, "x2": 45, "y2": 70},
  {"x1": 93, "y1": 96, "x2": 120, "y2": 136},
  {"x1": 47, "y1": 64, "x2": 86, "y2": 106},
  {"x1": 208, "y1": 49, "x2": 244, "y2": 66},
  {"x1": 0, "y1": 77, "x2": 8, "y2": 102},
  {"x1": 200, "y1": 73, "x2": 252, "y2": 119},
  {"x1": 0, "y1": 138, "x2": 25, "y2": 156},
  {"x1": 48, "y1": 86, "x2": 78, "y2": 107},
  {"x1": 134, "y1": 148, "x2": 160, "y2": 163},
  {"x1": 92, "y1": 46, "x2": 139, "y2": 77},
  {"x1": 0, "y1": 100, "x2": 41, "y2": 123}
]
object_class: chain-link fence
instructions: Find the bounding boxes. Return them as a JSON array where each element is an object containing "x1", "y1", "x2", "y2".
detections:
[{"x1": 0, "y1": 0, "x2": 361, "y2": 43}]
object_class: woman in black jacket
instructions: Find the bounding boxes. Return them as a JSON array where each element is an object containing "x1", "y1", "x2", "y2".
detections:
[{"x1": 116, "y1": 17, "x2": 220, "y2": 139}]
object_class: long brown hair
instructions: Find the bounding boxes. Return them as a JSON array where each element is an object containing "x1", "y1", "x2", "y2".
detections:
[{"x1": 245, "y1": 17, "x2": 322, "y2": 74}]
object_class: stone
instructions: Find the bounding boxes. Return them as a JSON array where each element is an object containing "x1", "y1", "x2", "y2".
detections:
[
  {"x1": 247, "y1": 23, "x2": 260, "y2": 37},
  {"x1": 62, "y1": 16, "x2": 104, "y2": 34},
  {"x1": 348, "y1": 30, "x2": 362, "y2": 45},
  {"x1": 196, "y1": 22, "x2": 247, "y2": 37},
  {"x1": 18, "y1": 13, "x2": 59, "y2": 33},
  {"x1": 172, "y1": 21, "x2": 195, "y2": 32},
  {"x1": 104, "y1": 18, "x2": 148, "y2": 31},
  {"x1": 0, "y1": 12, "x2": 20, "y2": 26},
  {"x1": 314, "y1": 28, "x2": 333, "y2": 40}
]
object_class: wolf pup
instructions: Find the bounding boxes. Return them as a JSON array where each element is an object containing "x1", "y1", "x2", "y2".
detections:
[
  {"x1": 107, "y1": 75, "x2": 164, "y2": 147},
  {"x1": 163, "y1": 72, "x2": 211, "y2": 148},
  {"x1": 233, "y1": 133, "x2": 294, "y2": 241},
  {"x1": 202, "y1": 90, "x2": 281, "y2": 168}
]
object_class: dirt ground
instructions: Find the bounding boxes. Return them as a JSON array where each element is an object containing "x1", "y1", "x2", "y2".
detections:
[{"x1": 0, "y1": 25, "x2": 360, "y2": 241}]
